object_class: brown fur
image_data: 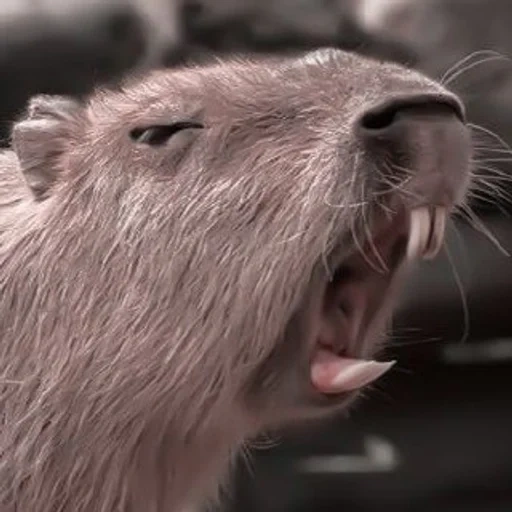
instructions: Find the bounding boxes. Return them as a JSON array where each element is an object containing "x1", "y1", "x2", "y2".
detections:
[{"x1": 0, "y1": 49, "x2": 467, "y2": 511}]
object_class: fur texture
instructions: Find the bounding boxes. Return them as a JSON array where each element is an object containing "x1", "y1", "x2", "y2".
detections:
[{"x1": 0, "y1": 49, "x2": 466, "y2": 511}]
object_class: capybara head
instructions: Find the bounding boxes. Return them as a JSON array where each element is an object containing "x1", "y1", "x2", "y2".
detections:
[{"x1": 0, "y1": 48, "x2": 471, "y2": 511}]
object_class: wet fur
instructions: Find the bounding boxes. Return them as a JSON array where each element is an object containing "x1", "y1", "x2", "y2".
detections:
[{"x1": 0, "y1": 49, "x2": 458, "y2": 511}]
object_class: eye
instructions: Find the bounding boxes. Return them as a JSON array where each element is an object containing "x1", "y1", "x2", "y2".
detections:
[{"x1": 130, "y1": 121, "x2": 204, "y2": 146}]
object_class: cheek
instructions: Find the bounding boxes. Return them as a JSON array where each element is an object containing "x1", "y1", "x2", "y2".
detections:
[{"x1": 241, "y1": 272, "x2": 326, "y2": 413}]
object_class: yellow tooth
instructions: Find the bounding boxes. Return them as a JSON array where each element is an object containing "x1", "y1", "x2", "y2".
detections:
[
  {"x1": 406, "y1": 207, "x2": 431, "y2": 261},
  {"x1": 423, "y1": 206, "x2": 447, "y2": 260}
]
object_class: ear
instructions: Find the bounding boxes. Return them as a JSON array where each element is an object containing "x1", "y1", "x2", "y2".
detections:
[{"x1": 11, "y1": 95, "x2": 81, "y2": 200}]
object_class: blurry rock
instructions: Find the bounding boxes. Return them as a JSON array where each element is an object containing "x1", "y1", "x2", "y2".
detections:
[
  {"x1": 0, "y1": 0, "x2": 188, "y2": 143},
  {"x1": 132, "y1": 0, "x2": 183, "y2": 65},
  {"x1": 0, "y1": 4, "x2": 147, "y2": 141},
  {"x1": 179, "y1": 0, "x2": 416, "y2": 64},
  {"x1": 3, "y1": 0, "x2": 183, "y2": 66}
]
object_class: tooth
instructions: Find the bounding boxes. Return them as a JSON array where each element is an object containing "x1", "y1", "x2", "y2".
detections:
[
  {"x1": 423, "y1": 206, "x2": 447, "y2": 260},
  {"x1": 406, "y1": 207, "x2": 431, "y2": 261}
]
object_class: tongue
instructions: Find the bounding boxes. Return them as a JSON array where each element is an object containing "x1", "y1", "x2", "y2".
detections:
[{"x1": 311, "y1": 349, "x2": 395, "y2": 394}]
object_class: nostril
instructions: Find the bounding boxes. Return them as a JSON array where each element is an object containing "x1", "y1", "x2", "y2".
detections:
[
  {"x1": 360, "y1": 96, "x2": 465, "y2": 133},
  {"x1": 360, "y1": 106, "x2": 399, "y2": 131}
]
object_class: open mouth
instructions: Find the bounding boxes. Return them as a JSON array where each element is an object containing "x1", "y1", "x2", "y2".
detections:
[{"x1": 310, "y1": 206, "x2": 448, "y2": 396}]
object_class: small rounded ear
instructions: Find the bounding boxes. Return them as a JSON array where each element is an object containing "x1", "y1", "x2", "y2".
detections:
[{"x1": 11, "y1": 95, "x2": 81, "y2": 200}]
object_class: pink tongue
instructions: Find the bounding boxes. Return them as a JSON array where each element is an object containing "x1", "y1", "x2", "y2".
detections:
[{"x1": 311, "y1": 349, "x2": 395, "y2": 394}]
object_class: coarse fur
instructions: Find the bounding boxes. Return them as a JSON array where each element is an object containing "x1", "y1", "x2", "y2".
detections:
[{"x1": 0, "y1": 48, "x2": 469, "y2": 511}]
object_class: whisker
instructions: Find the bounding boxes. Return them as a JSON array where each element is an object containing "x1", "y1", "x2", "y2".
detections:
[
  {"x1": 378, "y1": 164, "x2": 416, "y2": 196},
  {"x1": 365, "y1": 386, "x2": 396, "y2": 404},
  {"x1": 472, "y1": 157, "x2": 512, "y2": 163},
  {"x1": 443, "y1": 243, "x2": 470, "y2": 344},
  {"x1": 472, "y1": 147, "x2": 512, "y2": 155},
  {"x1": 360, "y1": 181, "x2": 389, "y2": 273},
  {"x1": 348, "y1": 180, "x2": 365, "y2": 273},
  {"x1": 390, "y1": 326, "x2": 424, "y2": 335},
  {"x1": 387, "y1": 162, "x2": 416, "y2": 175},
  {"x1": 389, "y1": 337, "x2": 442, "y2": 348},
  {"x1": 320, "y1": 215, "x2": 340, "y2": 281},
  {"x1": 440, "y1": 50, "x2": 506, "y2": 85},
  {"x1": 469, "y1": 174, "x2": 512, "y2": 209},
  {"x1": 443, "y1": 54, "x2": 510, "y2": 88},
  {"x1": 471, "y1": 175, "x2": 512, "y2": 198},
  {"x1": 467, "y1": 190, "x2": 510, "y2": 212},
  {"x1": 356, "y1": 180, "x2": 388, "y2": 273},
  {"x1": 323, "y1": 198, "x2": 368, "y2": 209},
  {"x1": 456, "y1": 204, "x2": 510, "y2": 256},
  {"x1": 387, "y1": 364, "x2": 415, "y2": 377},
  {"x1": 445, "y1": 218, "x2": 473, "y2": 279},
  {"x1": 469, "y1": 123, "x2": 512, "y2": 151},
  {"x1": 472, "y1": 167, "x2": 512, "y2": 182}
]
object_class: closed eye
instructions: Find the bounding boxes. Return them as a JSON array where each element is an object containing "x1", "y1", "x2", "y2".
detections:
[{"x1": 130, "y1": 121, "x2": 204, "y2": 146}]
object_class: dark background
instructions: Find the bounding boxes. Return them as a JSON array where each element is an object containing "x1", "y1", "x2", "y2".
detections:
[{"x1": 1, "y1": 1, "x2": 511, "y2": 510}]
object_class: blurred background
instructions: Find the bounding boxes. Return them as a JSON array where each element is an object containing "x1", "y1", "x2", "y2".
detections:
[{"x1": 2, "y1": 1, "x2": 512, "y2": 510}]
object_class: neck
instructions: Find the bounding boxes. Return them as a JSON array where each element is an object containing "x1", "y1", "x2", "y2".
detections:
[
  {"x1": 0, "y1": 262, "x2": 246, "y2": 512},
  {"x1": 0, "y1": 172, "x2": 252, "y2": 511}
]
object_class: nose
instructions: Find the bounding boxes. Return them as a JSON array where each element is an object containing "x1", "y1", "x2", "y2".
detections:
[{"x1": 358, "y1": 94, "x2": 471, "y2": 207}]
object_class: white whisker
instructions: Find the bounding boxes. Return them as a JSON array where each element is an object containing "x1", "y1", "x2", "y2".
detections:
[
  {"x1": 444, "y1": 55, "x2": 509, "y2": 88},
  {"x1": 440, "y1": 50, "x2": 506, "y2": 85},
  {"x1": 443, "y1": 242, "x2": 470, "y2": 344}
]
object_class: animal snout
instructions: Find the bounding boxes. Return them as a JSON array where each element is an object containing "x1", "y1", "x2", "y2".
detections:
[
  {"x1": 357, "y1": 93, "x2": 471, "y2": 207},
  {"x1": 359, "y1": 92, "x2": 465, "y2": 137}
]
